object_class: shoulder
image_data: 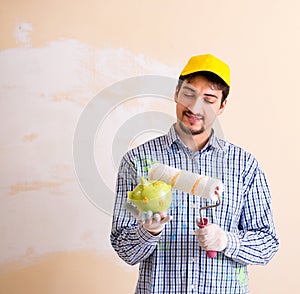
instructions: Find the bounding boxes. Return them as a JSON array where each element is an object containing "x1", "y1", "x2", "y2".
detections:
[{"x1": 215, "y1": 137, "x2": 260, "y2": 171}]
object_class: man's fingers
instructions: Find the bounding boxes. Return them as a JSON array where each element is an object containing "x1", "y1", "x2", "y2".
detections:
[
  {"x1": 145, "y1": 211, "x2": 153, "y2": 225},
  {"x1": 160, "y1": 211, "x2": 167, "y2": 218},
  {"x1": 194, "y1": 227, "x2": 208, "y2": 236},
  {"x1": 153, "y1": 213, "x2": 161, "y2": 222},
  {"x1": 160, "y1": 215, "x2": 172, "y2": 225},
  {"x1": 195, "y1": 223, "x2": 228, "y2": 252}
]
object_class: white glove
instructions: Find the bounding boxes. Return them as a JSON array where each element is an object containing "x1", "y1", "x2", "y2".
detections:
[
  {"x1": 194, "y1": 223, "x2": 228, "y2": 252},
  {"x1": 138, "y1": 211, "x2": 172, "y2": 235},
  {"x1": 123, "y1": 202, "x2": 172, "y2": 235}
]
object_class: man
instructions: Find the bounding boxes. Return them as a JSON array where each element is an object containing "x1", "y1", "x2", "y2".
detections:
[{"x1": 110, "y1": 54, "x2": 279, "y2": 293}]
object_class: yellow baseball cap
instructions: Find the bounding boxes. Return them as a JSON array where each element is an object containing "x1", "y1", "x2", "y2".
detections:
[{"x1": 180, "y1": 54, "x2": 230, "y2": 86}]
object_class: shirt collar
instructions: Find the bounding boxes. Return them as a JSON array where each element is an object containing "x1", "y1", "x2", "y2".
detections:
[{"x1": 165, "y1": 124, "x2": 226, "y2": 153}]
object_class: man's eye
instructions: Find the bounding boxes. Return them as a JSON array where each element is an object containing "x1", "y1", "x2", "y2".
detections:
[
  {"x1": 204, "y1": 98, "x2": 215, "y2": 104},
  {"x1": 183, "y1": 93, "x2": 194, "y2": 98}
]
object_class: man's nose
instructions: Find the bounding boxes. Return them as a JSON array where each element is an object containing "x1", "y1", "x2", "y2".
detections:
[{"x1": 188, "y1": 97, "x2": 204, "y2": 114}]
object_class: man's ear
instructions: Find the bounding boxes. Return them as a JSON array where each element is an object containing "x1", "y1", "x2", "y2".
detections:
[{"x1": 217, "y1": 99, "x2": 227, "y2": 116}]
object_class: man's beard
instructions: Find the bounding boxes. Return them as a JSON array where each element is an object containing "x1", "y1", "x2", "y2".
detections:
[{"x1": 178, "y1": 120, "x2": 205, "y2": 135}]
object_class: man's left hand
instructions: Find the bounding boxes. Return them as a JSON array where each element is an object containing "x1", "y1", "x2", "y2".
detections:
[{"x1": 194, "y1": 223, "x2": 228, "y2": 252}]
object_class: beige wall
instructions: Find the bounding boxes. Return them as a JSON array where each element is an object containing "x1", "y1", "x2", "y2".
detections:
[{"x1": 1, "y1": 0, "x2": 300, "y2": 293}]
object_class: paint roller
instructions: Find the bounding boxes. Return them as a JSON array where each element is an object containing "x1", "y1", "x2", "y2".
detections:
[{"x1": 148, "y1": 163, "x2": 222, "y2": 258}]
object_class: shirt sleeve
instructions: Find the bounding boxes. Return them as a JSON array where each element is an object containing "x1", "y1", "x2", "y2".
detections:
[
  {"x1": 224, "y1": 154, "x2": 279, "y2": 265},
  {"x1": 110, "y1": 153, "x2": 162, "y2": 266}
]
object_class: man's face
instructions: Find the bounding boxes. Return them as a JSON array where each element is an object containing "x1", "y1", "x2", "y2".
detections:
[{"x1": 175, "y1": 75, "x2": 226, "y2": 136}]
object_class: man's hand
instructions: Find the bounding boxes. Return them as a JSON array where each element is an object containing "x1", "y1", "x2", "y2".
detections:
[
  {"x1": 123, "y1": 202, "x2": 172, "y2": 235},
  {"x1": 194, "y1": 223, "x2": 228, "y2": 252},
  {"x1": 138, "y1": 211, "x2": 172, "y2": 235}
]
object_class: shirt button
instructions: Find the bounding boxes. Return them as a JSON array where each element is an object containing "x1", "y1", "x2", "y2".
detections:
[
  {"x1": 191, "y1": 284, "x2": 194, "y2": 290},
  {"x1": 192, "y1": 257, "x2": 195, "y2": 262},
  {"x1": 192, "y1": 204, "x2": 196, "y2": 209}
]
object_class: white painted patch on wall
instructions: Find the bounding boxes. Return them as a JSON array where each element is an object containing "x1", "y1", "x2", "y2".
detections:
[
  {"x1": 15, "y1": 22, "x2": 33, "y2": 47},
  {"x1": 0, "y1": 40, "x2": 180, "y2": 264}
]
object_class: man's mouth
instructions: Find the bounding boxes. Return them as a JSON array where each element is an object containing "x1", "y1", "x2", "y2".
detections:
[{"x1": 184, "y1": 111, "x2": 204, "y2": 123}]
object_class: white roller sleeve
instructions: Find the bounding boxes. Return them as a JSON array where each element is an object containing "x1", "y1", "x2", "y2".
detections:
[{"x1": 148, "y1": 163, "x2": 223, "y2": 201}]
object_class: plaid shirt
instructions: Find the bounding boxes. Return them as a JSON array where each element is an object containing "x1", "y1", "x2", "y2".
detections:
[{"x1": 110, "y1": 125, "x2": 279, "y2": 294}]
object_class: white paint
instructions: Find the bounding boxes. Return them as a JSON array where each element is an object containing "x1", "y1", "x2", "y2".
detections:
[
  {"x1": 0, "y1": 40, "x2": 179, "y2": 263},
  {"x1": 15, "y1": 22, "x2": 33, "y2": 47},
  {"x1": 94, "y1": 96, "x2": 176, "y2": 193}
]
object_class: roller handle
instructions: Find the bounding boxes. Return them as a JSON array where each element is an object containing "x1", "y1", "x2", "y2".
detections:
[{"x1": 197, "y1": 217, "x2": 217, "y2": 258}]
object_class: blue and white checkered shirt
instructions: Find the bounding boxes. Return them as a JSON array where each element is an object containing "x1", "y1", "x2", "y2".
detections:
[{"x1": 110, "y1": 124, "x2": 279, "y2": 294}]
